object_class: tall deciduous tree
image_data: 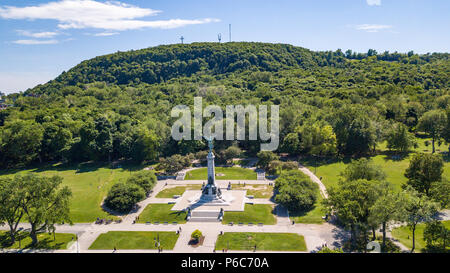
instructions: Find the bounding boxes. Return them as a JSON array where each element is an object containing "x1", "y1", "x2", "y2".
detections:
[
  {"x1": 342, "y1": 158, "x2": 386, "y2": 182},
  {"x1": 0, "y1": 177, "x2": 25, "y2": 245},
  {"x1": 324, "y1": 179, "x2": 380, "y2": 250},
  {"x1": 404, "y1": 153, "x2": 444, "y2": 196},
  {"x1": 418, "y1": 110, "x2": 447, "y2": 153},
  {"x1": 256, "y1": 151, "x2": 279, "y2": 170},
  {"x1": 368, "y1": 182, "x2": 405, "y2": 251},
  {"x1": 386, "y1": 123, "x2": 416, "y2": 153},
  {"x1": 0, "y1": 120, "x2": 43, "y2": 167},
  {"x1": 20, "y1": 174, "x2": 72, "y2": 245},
  {"x1": 402, "y1": 187, "x2": 438, "y2": 253}
]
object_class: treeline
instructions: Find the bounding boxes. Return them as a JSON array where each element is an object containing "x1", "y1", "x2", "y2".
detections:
[{"x1": 0, "y1": 42, "x2": 449, "y2": 168}]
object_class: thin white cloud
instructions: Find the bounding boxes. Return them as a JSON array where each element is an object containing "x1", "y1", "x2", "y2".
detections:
[
  {"x1": 355, "y1": 24, "x2": 392, "y2": 33},
  {"x1": 92, "y1": 32, "x2": 119, "y2": 37},
  {"x1": 17, "y1": 30, "x2": 59, "y2": 38},
  {"x1": 0, "y1": 0, "x2": 219, "y2": 31},
  {"x1": 12, "y1": 39, "x2": 59, "y2": 45},
  {"x1": 366, "y1": 0, "x2": 381, "y2": 6}
]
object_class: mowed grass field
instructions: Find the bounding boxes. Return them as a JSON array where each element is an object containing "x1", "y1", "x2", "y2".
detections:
[
  {"x1": 215, "y1": 232, "x2": 307, "y2": 251},
  {"x1": 156, "y1": 184, "x2": 202, "y2": 198},
  {"x1": 391, "y1": 220, "x2": 450, "y2": 252},
  {"x1": 89, "y1": 231, "x2": 179, "y2": 250},
  {"x1": 222, "y1": 204, "x2": 277, "y2": 225},
  {"x1": 185, "y1": 167, "x2": 257, "y2": 180},
  {"x1": 302, "y1": 153, "x2": 449, "y2": 192},
  {"x1": 0, "y1": 162, "x2": 145, "y2": 223},
  {"x1": 0, "y1": 231, "x2": 76, "y2": 250},
  {"x1": 137, "y1": 204, "x2": 187, "y2": 224}
]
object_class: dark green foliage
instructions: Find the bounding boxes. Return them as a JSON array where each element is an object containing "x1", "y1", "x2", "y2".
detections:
[
  {"x1": 423, "y1": 220, "x2": 449, "y2": 253},
  {"x1": 256, "y1": 151, "x2": 279, "y2": 170},
  {"x1": 404, "y1": 153, "x2": 444, "y2": 196},
  {"x1": 104, "y1": 183, "x2": 145, "y2": 213},
  {"x1": 126, "y1": 171, "x2": 157, "y2": 195},
  {"x1": 342, "y1": 158, "x2": 387, "y2": 182},
  {"x1": 274, "y1": 170, "x2": 319, "y2": 211},
  {"x1": 0, "y1": 42, "x2": 448, "y2": 168}
]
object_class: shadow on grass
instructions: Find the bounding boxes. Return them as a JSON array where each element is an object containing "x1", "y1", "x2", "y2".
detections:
[
  {"x1": 288, "y1": 205, "x2": 319, "y2": 219},
  {"x1": 0, "y1": 160, "x2": 147, "y2": 176},
  {"x1": 0, "y1": 232, "x2": 68, "y2": 250}
]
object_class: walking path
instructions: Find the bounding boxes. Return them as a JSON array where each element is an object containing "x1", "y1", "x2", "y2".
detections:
[{"x1": 298, "y1": 164, "x2": 328, "y2": 198}]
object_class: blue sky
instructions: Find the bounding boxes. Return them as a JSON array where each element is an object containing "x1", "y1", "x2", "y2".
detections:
[{"x1": 1, "y1": 0, "x2": 449, "y2": 94}]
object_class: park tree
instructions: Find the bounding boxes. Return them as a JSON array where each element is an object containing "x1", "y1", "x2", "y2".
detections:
[
  {"x1": 281, "y1": 132, "x2": 300, "y2": 155},
  {"x1": 0, "y1": 120, "x2": 43, "y2": 167},
  {"x1": 429, "y1": 178, "x2": 450, "y2": 208},
  {"x1": 341, "y1": 158, "x2": 386, "y2": 182},
  {"x1": 324, "y1": 179, "x2": 380, "y2": 251},
  {"x1": 126, "y1": 171, "x2": 157, "y2": 195},
  {"x1": 274, "y1": 170, "x2": 319, "y2": 211},
  {"x1": 299, "y1": 123, "x2": 337, "y2": 157},
  {"x1": 0, "y1": 177, "x2": 25, "y2": 245},
  {"x1": 402, "y1": 187, "x2": 439, "y2": 253},
  {"x1": 220, "y1": 146, "x2": 242, "y2": 165},
  {"x1": 404, "y1": 153, "x2": 444, "y2": 196},
  {"x1": 157, "y1": 154, "x2": 193, "y2": 175},
  {"x1": 423, "y1": 220, "x2": 449, "y2": 252},
  {"x1": 418, "y1": 110, "x2": 447, "y2": 153},
  {"x1": 329, "y1": 106, "x2": 376, "y2": 156},
  {"x1": 267, "y1": 160, "x2": 298, "y2": 175},
  {"x1": 93, "y1": 115, "x2": 114, "y2": 161},
  {"x1": 386, "y1": 123, "x2": 416, "y2": 153},
  {"x1": 104, "y1": 183, "x2": 145, "y2": 213},
  {"x1": 130, "y1": 126, "x2": 159, "y2": 163},
  {"x1": 20, "y1": 174, "x2": 72, "y2": 245},
  {"x1": 368, "y1": 182, "x2": 405, "y2": 251},
  {"x1": 256, "y1": 151, "x2": 279, "y2": 170},
  {"x1": 40, "y1": 122, "x2": 73, "y2": 161},
  {"x1": 444, "y1": 109, "x2": 450, "y2": 154}
]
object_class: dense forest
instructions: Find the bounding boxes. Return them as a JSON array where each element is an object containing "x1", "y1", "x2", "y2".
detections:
[{"x1": 0, "y1": 42, "x2": 449, "y2": 168}]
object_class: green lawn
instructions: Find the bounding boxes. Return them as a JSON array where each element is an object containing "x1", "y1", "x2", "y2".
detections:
[
  {"x1": 289, "y1": 194, "x2": 326, "y2": 224},
  {"x1": 0, "y1": 231, "x2": 76, "y2": 250},
  {"x1": 0, "y1": 162, "x2": 145, "y2": 223},
  {"x1": 222, "y1": 204, "x2": 277, "y2": 225},
  {"x1": 302, "y1": 153, "x2": 450, "y2": 192},
  {"x1": 137, "y1": 203, "x2": 187, "y2": 223},
  {"x1": 156, "y1": 184, "x2": 202, "y2": 198},
  {"x1": 391, "y1": 220, "x2": 450, "y2": 252},
  {"x1": 215, "y1": 232, "x2": 307, "y2": 251},
  {"x1": 89, "y1": 231, "x2": 179, "y2": 250},
  {"x1": 185, "y1": 167, "x2": 257, "y2": 180},
  {"x1": 233, "y1": 184, "x2": 274, "y2": 198}
]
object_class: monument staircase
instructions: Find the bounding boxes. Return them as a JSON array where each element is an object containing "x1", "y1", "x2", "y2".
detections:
[{"x1": 188, "y1": 210, "x2": 221, "y2": 222}]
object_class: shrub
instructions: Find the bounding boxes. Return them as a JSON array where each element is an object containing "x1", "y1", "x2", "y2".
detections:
[
  {"x1": 267, "y1": 160, "x2": 298, "y2": 175},
  {"x1": 274, "y1": 170, "x2": 319, "y2": 211},
  {"x1": 126, "y1": 171, "x2": 156, "y2": 195},
  {"x1": 104, "y1": 183, "x2": 145, "y2": 213},
  {"x1": 191, "y1": 230, "x2": 203, "y2": 241},
  {"x1": 256, "y1": 151, "x2": 279, "y2": 170}
]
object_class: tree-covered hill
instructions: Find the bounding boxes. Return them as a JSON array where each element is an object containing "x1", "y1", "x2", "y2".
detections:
[
  {"x1": 30, "y1": 42, "x2": 449, "y2": 94},
  {"x1": 1, "y1": 42, "x2": 449, "y2": 168}
]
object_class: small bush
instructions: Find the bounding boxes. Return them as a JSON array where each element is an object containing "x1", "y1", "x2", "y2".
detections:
[{"x1": 191, "y1": 230, "x2": 203, "y2": 241}]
